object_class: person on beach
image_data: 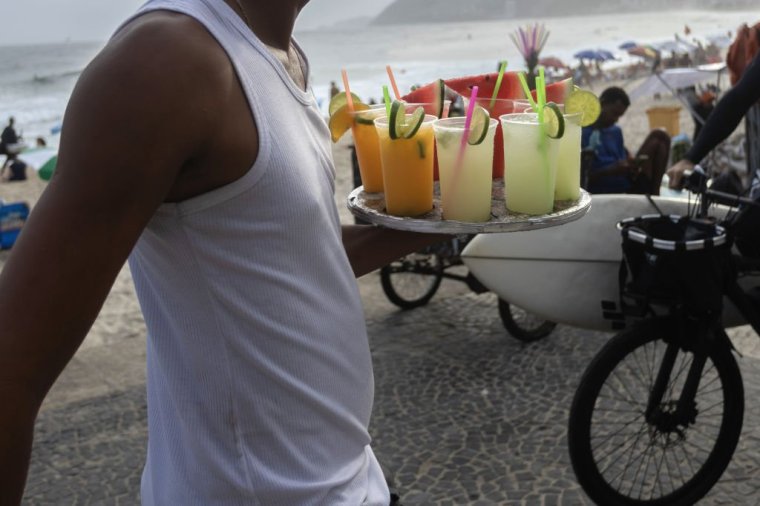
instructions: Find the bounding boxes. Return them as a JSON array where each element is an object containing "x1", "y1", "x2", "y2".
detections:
[
  {"x1": 0, "y1": 1, "x2": 443, "y2": 504},
  {"x1": 0, "y1": 117, "x2": 20, "y2": 157},
  {"x1": 329, "y1": 80, "x2": 340, "y2": 98},
  {"x1": 0, "y1": 153, "x2": 28, "y2": 182},
  {"x1": 582, "y1": 86, "x2": 671, "y2": 195}
]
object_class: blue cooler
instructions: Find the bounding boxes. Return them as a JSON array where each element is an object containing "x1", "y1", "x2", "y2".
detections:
[{"x1": 0, "y1": 201, "x2": 30, "y2": 249}]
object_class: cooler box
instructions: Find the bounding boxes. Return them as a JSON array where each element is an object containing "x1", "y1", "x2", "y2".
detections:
[
  {"x1": 646, "y1": 106, "x2": 681, "y2": 137},
  {"x1": 0, "y1": 201, "x2": 30, "y2": 249}
]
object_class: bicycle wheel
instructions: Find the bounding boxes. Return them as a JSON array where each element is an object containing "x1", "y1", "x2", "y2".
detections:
[
  {"x1": 497, "y1": 298, "x2": 556, "y2": 342},
  {"x1": 380, "y1": 252, "x2": 444, "y2": 309},
  {"x1": 568, "y1": 317, "x2": 744, "y2": 506}
]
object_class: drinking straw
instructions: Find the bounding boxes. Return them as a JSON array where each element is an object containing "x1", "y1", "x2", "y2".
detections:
[
  {"x1": 489, "y1": 60, "x2": 508, "y2": 111},
  {"x1": 386, "y1": 65, "x2": 402, "y2": 100},
  {"x1": 455, "y1": 86, "x2": 480, "y2": 171},
  {"x1": 341, "y1": 69, "x2": 355, "y2": 113},
  {"x1": 383, "y1": 85, "x2": 392, "y2": 118},
  {"x1": 536, "y1": 67, "x2": 546, "y2": 124},
  {"x1": 517, "y1": 72, "x2": 538, "y2": 112}
]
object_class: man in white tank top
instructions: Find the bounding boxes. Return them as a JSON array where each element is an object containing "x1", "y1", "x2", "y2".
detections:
[{"x1": 0, "y1": 1, "x2": 447, "y2": 504}]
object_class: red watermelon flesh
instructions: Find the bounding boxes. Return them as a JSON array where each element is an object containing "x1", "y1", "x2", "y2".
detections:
[
  {"x1": 444, "y1": 71, "x2": 525, "y2": 100},
  {"x1": 531, "y1": 77, "x2": 574, "y2": 105}
]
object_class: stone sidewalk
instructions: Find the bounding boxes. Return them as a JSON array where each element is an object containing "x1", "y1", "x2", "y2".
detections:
[{"x1": 23, "y1": 272, "x2": 760, "y2": 505}]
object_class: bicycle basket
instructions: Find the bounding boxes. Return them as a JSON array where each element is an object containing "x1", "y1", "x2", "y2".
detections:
[{"x1": 617, "y1": 214, "x2": 730, "y2": 314}]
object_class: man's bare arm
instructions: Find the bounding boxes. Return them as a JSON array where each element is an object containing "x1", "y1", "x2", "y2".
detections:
[
  {"x1": 342, "y1": 225, "x2": 449, "y2": 278},
  {"x1": 0, "y1": 14, "x2": 230, "y2": 503}
]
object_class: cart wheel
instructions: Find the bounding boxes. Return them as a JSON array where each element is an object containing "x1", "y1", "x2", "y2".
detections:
[
  {"x1": 497, "y1": 298, "x2": 556, "y2": 342},
  {"x1": 380, "y1": 252, "x2": 444, "y2": 309}
]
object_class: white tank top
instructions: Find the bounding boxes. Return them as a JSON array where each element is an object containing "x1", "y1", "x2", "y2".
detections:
[{"x1": 121, "y1": 1, "x2": 388, "y2": 504}]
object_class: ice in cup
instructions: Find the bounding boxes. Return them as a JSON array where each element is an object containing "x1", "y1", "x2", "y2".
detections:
[
  {"x1": 475, "y1": 98, "x2": 531, "y2": 180},
  {"x1": 351, "y1": 105, "x2": 386, "y2": 193},
  {"x1": 555, "y1": 111, "x2": 583, "y2": 201},
  {"x1": 374, "y1": 114, "x2": 437, "y2": 217},
  {"x1": 433, "y1": 117, "x2": 498, "y2": 222},
  {"x1": 500, "y1": 113, "x2": 560, "y2": 215}
]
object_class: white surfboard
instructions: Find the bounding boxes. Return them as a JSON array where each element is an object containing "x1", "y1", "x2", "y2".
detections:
[{"x1": 462, "y1": 194, "x2": 754, "y2": 331}]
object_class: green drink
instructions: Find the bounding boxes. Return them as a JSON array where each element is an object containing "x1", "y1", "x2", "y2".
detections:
[
  {"x1": 433, "y1": 117, "x2": 498, "y2": 222},
  {"x1": 555, "y1": 112, "x2": 582, "y2": 201},
  {"x1": 500, "y1": 113, "x2": 559, "y2": 215}
]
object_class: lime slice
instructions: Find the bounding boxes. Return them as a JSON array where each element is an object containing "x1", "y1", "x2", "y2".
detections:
[
  {"x1": 389, "y1": 100, "x2": 405, "y2": 140},
  {"x1": 542, "y1": 102, "x2": 565, "y2": 139},
  {"x1": 565, "y1": 89, "x2": 601, "y2": 127},
  {"x1": 328, "y1": 102, "x2": 369, "y2": 142},
  {"x1": 467, "y1": 106, "x2": 490, "y2": 145},
  {"x1": 389, "y1": 101, "x2": 425, "y2": 140},
  {"x1": 402, "y1": 106, "x2": 425, "y2": 139},
  {"x1": 434, "y1": 79, "x2": 445, "y2": 118},
  {"x1": 329, "y1": 92, "x2": 364, "y2": 117}
]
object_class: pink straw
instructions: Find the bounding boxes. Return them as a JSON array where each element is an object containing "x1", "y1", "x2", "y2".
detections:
[
  {"x1": 386, "y1": 65, "x2": 401, "y2": 100},
  {"x1": 456, "y1": 86, "x2": 480, "y2": 168},
  {"x1": 341, "y1": 69, "x2": 355, "y2": 113}
]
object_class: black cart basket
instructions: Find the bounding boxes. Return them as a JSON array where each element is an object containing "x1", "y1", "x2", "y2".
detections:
[{"x1": 617, "y1": 214, "x2": 732, "y2": 316}]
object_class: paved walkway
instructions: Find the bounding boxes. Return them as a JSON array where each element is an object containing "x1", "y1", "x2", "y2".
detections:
[{"x1": 24, "y1": 272, "x2": 760, "y2": 505}]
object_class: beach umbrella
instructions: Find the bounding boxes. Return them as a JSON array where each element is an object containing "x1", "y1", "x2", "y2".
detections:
[
  {"x1": 596, "y1": 49, "x2": 617, "y2": 61},
  {"x1": 627, "y1": 45, "x2": 659, "y2": 59},
  {"x1": 573, "y1": 49, "x2": 604, "y2": 61},
  {"x1": 619, "y1": 41, "x2": 638, "y2": 50},
  {"x1": 538, "y1": 56, "x2": 568, "y2": 69}
]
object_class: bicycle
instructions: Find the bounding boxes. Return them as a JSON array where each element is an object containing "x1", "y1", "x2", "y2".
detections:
[
  {"x1": 380, "y1": 235, "x2": 557, "y2": 343},
  {"x1": 567, "y1": 168, "x2": 760, "y2": 505}
]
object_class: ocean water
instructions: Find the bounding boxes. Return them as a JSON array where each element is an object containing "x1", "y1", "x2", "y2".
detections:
[{"x1": 0, "y1": 9, "x2": 756, "y2": 143}]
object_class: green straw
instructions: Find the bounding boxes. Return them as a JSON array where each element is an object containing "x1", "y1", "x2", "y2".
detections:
[
  {"x1": 383, "y1": 85, "x2": 392, "y2": 117},
  {"x1": 517, "y1": 72, "x2": 538, "y2": 112},
  {"x1": 537, "y1": 67, "x2": 546, "y2": 124},
  {"x1": 489, "y1": 60, "x2": 508, "y2": 111}
]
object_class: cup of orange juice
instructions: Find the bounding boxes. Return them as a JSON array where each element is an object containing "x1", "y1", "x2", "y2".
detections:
[{"x1": 374, "y1": 105, "x2": 437, "y2": 217}]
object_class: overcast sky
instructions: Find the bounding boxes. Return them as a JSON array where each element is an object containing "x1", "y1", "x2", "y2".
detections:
[{"x1": 0, "y1": 0, "x2": 394, "y2": 46}]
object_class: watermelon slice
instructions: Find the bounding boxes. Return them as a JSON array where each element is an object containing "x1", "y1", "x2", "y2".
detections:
[
  {"x1": 531, "y1": 77, "x2": 574, "y2": 105},
  {"x1": 444, "y1": 71, "x2": 525, "y2": 100},
  {"x1": 400, "y1": 79, "x2": 453, "y2": 118}
]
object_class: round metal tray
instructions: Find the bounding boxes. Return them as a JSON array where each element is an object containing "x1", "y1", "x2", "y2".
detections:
[{"x1": 347, "y1": 180, "x2": 592, "y2": 234}]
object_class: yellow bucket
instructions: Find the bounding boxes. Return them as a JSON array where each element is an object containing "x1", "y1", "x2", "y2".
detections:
[{"x1": 646, "y1": 106, "x2": 681, "y2": 137}]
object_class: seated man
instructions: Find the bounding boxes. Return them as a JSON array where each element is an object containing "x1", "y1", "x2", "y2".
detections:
[
  {"x1": 582, "y1": 87, "x2": 671, "y2": 195},
  {"x1": 0, "y1": 154, "x2": 27, "y2": 182}
]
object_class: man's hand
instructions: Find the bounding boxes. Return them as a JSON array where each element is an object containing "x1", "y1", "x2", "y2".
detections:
[{"x1": 666, "y1": 159, "x2": 696, "y2": 189}]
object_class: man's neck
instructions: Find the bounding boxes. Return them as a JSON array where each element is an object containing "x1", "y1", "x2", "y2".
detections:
[{"x1": 232, "y1": 0, "x2": 303, "y2": 50}]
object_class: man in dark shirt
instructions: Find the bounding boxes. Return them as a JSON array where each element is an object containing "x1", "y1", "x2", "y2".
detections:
[
  {"x1": 582, "y1": 87, "x2": 671, "y2": 195},
  {"x1": 1, "y1": 117, "x2": 20, "y2": 151}
]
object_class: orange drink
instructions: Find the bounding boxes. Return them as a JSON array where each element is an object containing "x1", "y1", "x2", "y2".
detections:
[
  {"x1": 351, "y1": 106, "x2": 386, "y2": 193},
  {"x1": 375, "y1": 114, "x2": 437, "y2": 217}
]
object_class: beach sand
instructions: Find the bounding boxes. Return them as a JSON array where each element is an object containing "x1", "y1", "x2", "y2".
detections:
[{"x1": 0, "y1": 82, "x2": 753, "y2": 413}]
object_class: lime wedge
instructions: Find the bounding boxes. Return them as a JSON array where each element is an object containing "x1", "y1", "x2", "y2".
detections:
[
  {"x1": 389, "y1": 101, "x2": 425, "y2": 140},
  {"x1": 329, "y1": 92, "x2": 364, "y2": 117},
  {"x1": 389, "y1": 100, "x2": 405, "y2": 140},
  {"x1": 467, "y1": 106, "x2": 490, "y2": 145},
  {"x1": 542, "y1": 102, "x2": 565, "y2": 139},
  {"x1": 565, "y1": 89, "x2": 601, "y2": 127},
  {"x1": 402, "y1": 106, "x2": 425, "y2": 139}
]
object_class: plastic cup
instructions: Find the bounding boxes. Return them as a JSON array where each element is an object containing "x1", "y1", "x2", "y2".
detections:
[
  {"x1": 433, "y1": 117, "x2": 498, "y2": 222},
  {"x1": 500, "y1": 113, "x2": 560, "y2": 215},
  {"x1": 475, "y1": 98, "x2": 531, "y2": 180},
  {"x1": 374, "y1": 114, "x2": 437, "y2": 217},
  {"x1": 555, "y1": 112, "x2": 583, "y2": 201},
  {"x1": 405, "y1": 101, "x2": 452, "y2": 182},
  {"x1": 351, "y1": 105, "x2": 386, "y2": 193}
]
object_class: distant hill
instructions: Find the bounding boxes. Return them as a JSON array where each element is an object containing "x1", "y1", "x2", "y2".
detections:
[{"x1": 371, "y1": 0, "x2": 758, "y2": 25}]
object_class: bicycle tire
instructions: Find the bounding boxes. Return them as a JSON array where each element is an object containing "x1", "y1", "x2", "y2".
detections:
[
  {"x1": 568, "y1": 317, "x2": 744, "y2": 506},
  {"x1": 497, "y1": 298, "x2": 557, "y2": 342},
  {"x1": 380, "y1": 253, "x2": 444, "y2": 310}
]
